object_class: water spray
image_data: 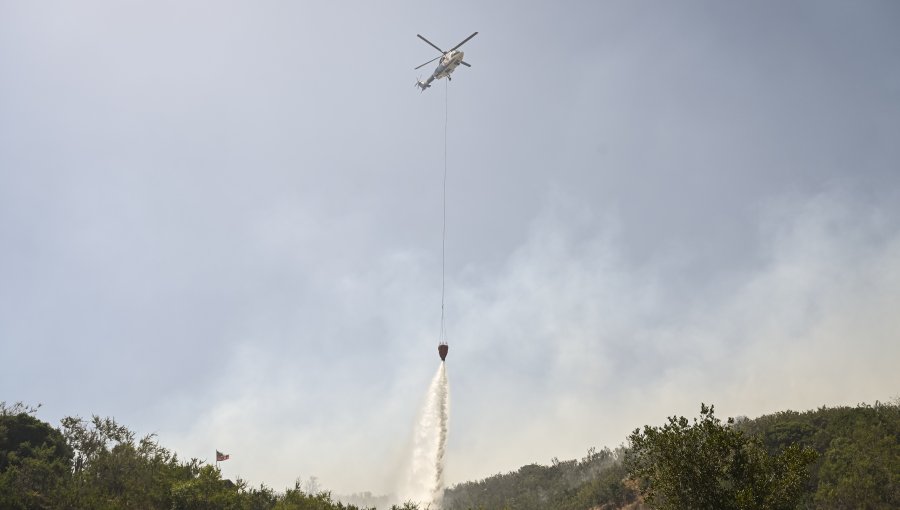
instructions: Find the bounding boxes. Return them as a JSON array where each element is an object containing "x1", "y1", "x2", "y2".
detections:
[{"x1": 403, "y1": 363, "x2": 450, "y2": 508}]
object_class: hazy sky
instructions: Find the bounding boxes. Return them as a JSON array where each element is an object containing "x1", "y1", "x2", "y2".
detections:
[{"x1": 2, "y1": 0, "x2": 899, "y2": 497}]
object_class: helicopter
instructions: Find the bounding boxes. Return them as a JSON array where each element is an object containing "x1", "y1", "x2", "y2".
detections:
[{"x1": 415, "y1": 32, "x2": 478, "y2": 91}]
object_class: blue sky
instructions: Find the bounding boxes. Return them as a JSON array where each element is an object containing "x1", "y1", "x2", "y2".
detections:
[{"x1": 2, "y1": 0, "x2": 899, "y2": 497}]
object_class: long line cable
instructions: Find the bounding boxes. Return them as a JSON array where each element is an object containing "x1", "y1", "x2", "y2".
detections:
[{"x1": 440, "y1": 79, "x2": 448, "y2": 343}]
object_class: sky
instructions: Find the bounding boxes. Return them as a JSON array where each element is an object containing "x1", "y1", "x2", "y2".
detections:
[{"x1": 2, "y1": 0, "x2": 900, "y2": 498}]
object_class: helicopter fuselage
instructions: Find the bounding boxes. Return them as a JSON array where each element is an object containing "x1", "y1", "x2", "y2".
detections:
[{"x1": 433, "y1": 50, "x2": 465, "y2": 80}]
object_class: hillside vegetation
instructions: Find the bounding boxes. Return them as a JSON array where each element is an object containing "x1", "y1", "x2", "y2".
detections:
[
  {"x1": 2, "y1": 401, "x2": 897, "y2": 509},
  {"x1": 443, "y1": 401, "x2": 899, "y2": 510}
]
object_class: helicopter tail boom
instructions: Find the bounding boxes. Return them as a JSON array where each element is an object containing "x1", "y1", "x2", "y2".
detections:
[{"x1": 416, "y1": 76, "x2": 433, "y2": 91}]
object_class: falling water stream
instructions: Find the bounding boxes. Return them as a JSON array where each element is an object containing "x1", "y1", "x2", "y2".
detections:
[{"x1": 403, "y1": 363, "x2": 450, "y2": 508}]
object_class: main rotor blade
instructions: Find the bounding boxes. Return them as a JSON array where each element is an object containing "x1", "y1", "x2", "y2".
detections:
[
  {"x1": 415, "y1": 56, "x2": 441, "y2": 70},
  {"x1": 417, "y1": 34, "x2": 444, "y2": 54},
  {"x1": 450, "y1": 32, "x2": 478, "y2": 51},
  {"x1": 460, "y1": 61, "x2": 471, "y2": 67}
]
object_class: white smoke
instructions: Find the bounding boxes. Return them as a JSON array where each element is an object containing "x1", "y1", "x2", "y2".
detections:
[{"x1": 401, "y1": 363, "x2": 450, "y2": 508}]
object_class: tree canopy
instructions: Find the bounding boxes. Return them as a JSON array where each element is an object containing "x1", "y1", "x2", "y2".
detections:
[
  {"x1": 626, "y1": 403, "x2": 816, "y2": 510},
  {"x1": 2, "y1": 400, "x2": 898, "y2": 509},
  {"x1": 444, "y1": 400, "x2": 899, "y2": 510}
]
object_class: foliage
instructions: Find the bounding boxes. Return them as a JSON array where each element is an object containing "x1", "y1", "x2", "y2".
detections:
[
  {"x1": 740, "y1": 401, "x2": 900, "y2": 509},
  {"x1": 443, "y1": 446, "x2": 640, "y2": 510},
  {"x1": 626, "y1": 403, "x2": 816, "y2": 510},
  {"x1": 1, "y1": 400, "x2": 898, "y2": 509},
  {"x1": 0, "y1": 405, "x2": 378, "y2": 510},
  {"x1": 0, "y1": 406, "x2": 73, "y2": 473},
  {"x1": 59, "y1": 415, "x2": 197, "y2": 509},
  {"x1": 0, "y1": 403, "x2": 73, "y2": 510},
  {"x1": 274, "y1": 482, "x2": 371, "y2": 509},
  {"x1": 435, "y1": 400, "x2": 900, "y2": 510}
]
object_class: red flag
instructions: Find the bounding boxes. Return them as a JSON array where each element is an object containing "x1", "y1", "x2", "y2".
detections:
[{"x1": 216, "y1": 450, "x2": 230, "y2": 462}]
